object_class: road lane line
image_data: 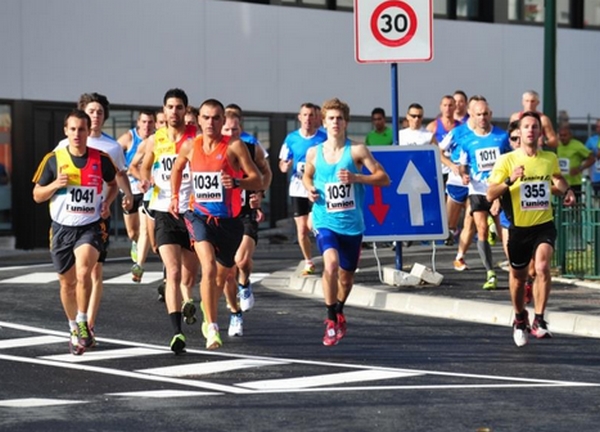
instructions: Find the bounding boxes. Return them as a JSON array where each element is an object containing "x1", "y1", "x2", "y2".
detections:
[
  {"x1": 139, "y1": 359, "x2": 288, "y2": 377},
  {"x1": 0, "y1": 398, "x2": 88, "y2": 408},
  {"x1": 107, "y1": 390, "x2": 215, "y2": 398},
  {"x1": 41, "y1": 347, "x2": 168, "y2": 363},
  {"x1": 0, "y1": 336, "x2": 65, "y2": 349}
]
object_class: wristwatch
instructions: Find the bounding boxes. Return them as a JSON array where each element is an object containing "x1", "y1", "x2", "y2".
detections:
[
  {"x1": 232, "y1": 178, "x2": 241, "y2": 188},
  {"x1": 504, "y1": 177, "x2": 514, "y2": 187}
]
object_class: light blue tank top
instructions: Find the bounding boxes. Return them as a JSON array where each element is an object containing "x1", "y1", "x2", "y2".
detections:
[{"x1": 311, "y1": 140, "x2": 365, "y2": 236}]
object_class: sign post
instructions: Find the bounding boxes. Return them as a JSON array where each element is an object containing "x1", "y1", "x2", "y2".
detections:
[{"x1": 355, "y1": 0, "x2": 434, "y2": 270}]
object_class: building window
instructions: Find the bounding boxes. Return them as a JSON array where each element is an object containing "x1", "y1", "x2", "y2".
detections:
[
  {"x1": 0, "y1": 105, "x2": 12, "y2": 232},
  {"x1": 509, "y1": 0, "x2": 571, "y2": 25},
  {"x1": 585, "y1": 0, "x2": 600, "y2": 26},
  {"x1": 434, "y1": 0, "x2": 448, "y2": 16}
]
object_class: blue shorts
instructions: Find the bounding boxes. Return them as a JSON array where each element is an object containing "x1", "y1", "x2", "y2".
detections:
[
  {"x1": 315, "y1": 227, "x2": 362, "y2": 272},
  {"x1": 499, "y1": 210, "x2": 511, "y2": 229},
  {"x1": 446, "y1": 184, "x2": 469, "y2": 204}
]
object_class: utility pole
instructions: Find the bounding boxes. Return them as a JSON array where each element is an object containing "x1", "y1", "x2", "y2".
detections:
[{"x1": 543, "y1": 0, "x2": 557, "y2": 128}]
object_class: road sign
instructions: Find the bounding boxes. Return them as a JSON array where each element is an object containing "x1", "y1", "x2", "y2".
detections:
[
  {"x1": 354, "y1": 0, "x2": 433, "y2": 63},
  {"x1": 363, "y1": 146, "x2": 448, "y2": 241}
]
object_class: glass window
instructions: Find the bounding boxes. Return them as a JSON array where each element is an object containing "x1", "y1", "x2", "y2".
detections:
[
  {"x1": 433, "y1": 0, "x2": 448, "y2": 16},
  {"x1": 585, "y1": 0, "x2": 600, "y2": 26},
  {"x1": 335, "y1": 0, "x2": 353, "y2": 9},
  {"x1": 457, "y1": 0, "x2": 479, "y2": 19},
  {"x1": 509, "y1": 0, "x2": 571, "y2": 25},
  {"x1": 301, "y1": 0, "x2": 326, "y2": 6},
  {"x1": 0, "y1": 105, "x2": 11, "y2": 232},
  {"x1": 104, "y1": 109, "x2": 136, "y2": 140}
]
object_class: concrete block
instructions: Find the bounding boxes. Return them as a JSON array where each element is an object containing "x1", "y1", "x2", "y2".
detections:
[
  {"x1": 410, "y1": 263, "x2": 444, "y2": 286},
  {"x1": 382, "y1": 266, "x2": 421, "y2": 287}
]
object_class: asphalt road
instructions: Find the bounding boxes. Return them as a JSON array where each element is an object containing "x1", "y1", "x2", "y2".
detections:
[{"x1": 1, "y1": 252, "x2": 600, "y2": 432}]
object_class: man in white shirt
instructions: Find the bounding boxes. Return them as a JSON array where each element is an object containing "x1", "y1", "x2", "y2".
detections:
[{"x1": 399, "y1": 103, "x2": 436, "y2": 146}]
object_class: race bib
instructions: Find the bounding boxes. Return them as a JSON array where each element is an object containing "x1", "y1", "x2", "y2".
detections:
[
  {"x1": 289, "y1": 175, "x2": 307, "y2": 198},
  {"x1": 474, "y1": 147, "x2": 499, "y2": 172},
  {"x1": 296, "y1": 162, "x2": 306, "y2": 176},
  {"x1": 558, "y1": 158, "x2": 570, "y2": 175},
  {"x1": 65, "y1": 186, "x2": 97, "y2": 214},
  {"x1": 193, "y1": 172, "x2": 223, "y2": 202},
  {"x1": 520, "y1": 181, "x2": 550, "y2": 211},
  {"x1": 325, "y1": 182, "x2": 355, "y2": 213}
]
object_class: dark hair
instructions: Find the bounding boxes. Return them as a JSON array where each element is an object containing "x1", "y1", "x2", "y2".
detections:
[
  {"x1": 300, "y1": 102, "x2": 316, "y2": 111},
  {"x1": 225, "y1": 103, "x2": 243, "y2": 113},
  {"x1": 64, "y1": 109, "x2": 91, "y2": 129},
  {"x1": 186, "y1": 106, "x2": 199, "y2": 117},
  {"x1": 78, "y1": 92, "x2": 110, "y2": 121},
  {"x1": 371, "y1": 107, "x2": 386, "y2": 117},
  {"x1": 199, "y1": 98, "x2": 225, "y2": 113},
  {"x1": 138, "y1": 109, "x2": 156, "y2": 119},
  {"x1": 519, "y1": 111, "x2": 542, "y2": 128},
  {"x1": 407, "y1": 103, "x2": 423, "y2": 111},
  {"x1": 163, "y1": 88, "x2": 188, "y2": 107},
  {"x1": 453, "y1": 90, "x2": 468, "y2": 100},
  {"x1": 507, "y1": 120, "x2": 520, "y2": 135},
  {"x1": 468, "y1": 95, "x2": 487, "y2": 104}
]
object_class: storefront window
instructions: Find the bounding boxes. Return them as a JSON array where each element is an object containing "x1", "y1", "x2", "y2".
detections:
[
  {"x1": 0, "y1": 105, "x2": 11, "y2": 231},
  {"x1": 509, "y1": 0, "x2": 571, "y2": 25}
]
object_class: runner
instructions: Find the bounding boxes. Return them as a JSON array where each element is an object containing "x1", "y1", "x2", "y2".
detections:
[{"x1": 303, "y1": 98, "x2": 390, "y2": 346}]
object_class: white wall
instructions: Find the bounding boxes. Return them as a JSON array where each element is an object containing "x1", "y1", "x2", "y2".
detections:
[{"x1": 0, "y1": 0, "x2": 598, "y2": 119}]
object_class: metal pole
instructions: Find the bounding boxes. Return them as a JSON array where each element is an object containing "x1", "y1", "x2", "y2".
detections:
[
  {"x1": 543, "y1": 0, "x2": 557, "y2": 129},
  {"x1": 391, "y1": 63, "x2": 402, "y2": 270}
]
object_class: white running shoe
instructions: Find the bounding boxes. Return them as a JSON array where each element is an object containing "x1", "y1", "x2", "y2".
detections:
[
  {"x1": 238, "y1": 283, "x2": 255, "y2": 312},
  {"x1": 228, "y1": 313, "x2": 244, "y2": 337}
]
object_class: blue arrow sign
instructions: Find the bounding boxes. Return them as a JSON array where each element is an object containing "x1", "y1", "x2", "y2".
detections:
[{"x1": 363, "y1": 146, "x2": 448, "y2": 241}]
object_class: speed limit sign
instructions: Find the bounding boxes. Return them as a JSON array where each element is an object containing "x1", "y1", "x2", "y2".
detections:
[{"x1": 354, "y1": 0, "x2": 433, "y2": 63}]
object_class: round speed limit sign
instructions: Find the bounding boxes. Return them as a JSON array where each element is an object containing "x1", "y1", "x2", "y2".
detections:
[{"x1": 355, "y1": 0, "x2": 433, "y2": 63}]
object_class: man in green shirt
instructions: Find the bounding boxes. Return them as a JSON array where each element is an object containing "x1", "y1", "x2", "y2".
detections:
[
  {"x1": 557, "y1": 126, "x2": 595, "y2": 193},
  {"x1": 365, "y1": 107, "x2": 393, "y2": 146}
]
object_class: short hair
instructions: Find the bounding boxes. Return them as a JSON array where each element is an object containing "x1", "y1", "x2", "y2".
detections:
[
  {"x1": 138, "y1": 109, "x2": 156, "y2": 120},
  {"x1": 468, "y1": 95, "x2": 487, "y2": 104},
  {"x1": 185, "y1": 106, "x2": 199, "y2": 117},
  {"x1": 225, "y1": 103, "x2": 243, "y2": 114},
  {"x1": 199, "y1": 98, "x2": 225, "y2": 113},
  {"x1": 78, "y1": 92, "x2": 110, "y2": 121},
  {"x1": 441, "y1": 95, "x2": 455, "y2": 103},
  {"x1": 64, "y1": 109, "x2": 91, "y2": 129},
  {"x1": 300, "y1": 102, "x2": 316, "y2": 111},
  {"x1": 518, "y1": 111, "x2": 542, "y2": 128},
  {"x1": 523, "y1": 90, "x2": 540, "y2": 100},
  {"x1": 507, "y1": 120, "x2": 520, "y2": 135},
  {"x1": 322, "y1": 98, "x2": 350, "y2": 122},
  {"x1": 163, "y1": 88, "x2": 188, "y2": 107},
  {"x1": 453, "y1": 90, "x2": 468, "y2": 100},
  {"x1": 371, "y1": 107, "x2": 386, "y2": 117},
  {"x1": 224, "y1": 110, "x2": 241, "y2": 122},
  {"x1": 407, "y1": 103, "x2": 423, "y2": 112}
]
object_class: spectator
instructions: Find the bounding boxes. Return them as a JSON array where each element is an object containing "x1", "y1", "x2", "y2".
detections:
[
  {"x1": 585, "y1": 119, "x2": 600, "y2": 195},
  {"x1": 365, "y1": 108, "x2": 393, "y2": 146},
  {"x1": 557, "y1": 126, "x2": 594, "y2": 195}
]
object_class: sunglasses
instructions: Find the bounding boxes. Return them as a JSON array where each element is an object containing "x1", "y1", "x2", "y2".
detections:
[
  {"x1": 510, "y1": 136, "x2": 519, "y2": 142},
  {"x1": 408, "y1": 113, "x2": 423, "y2": 119}
]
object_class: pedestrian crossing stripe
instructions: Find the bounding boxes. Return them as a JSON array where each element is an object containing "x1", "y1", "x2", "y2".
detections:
[
  {"x1": 0, "y1": 398, "x2": 87, "y2": 408},
  {"x1": 0, "y1": 272, "x2": 268, "y2": 285},
  {"x1": 107, "y1": 390, "x2": 215, "y2": 398},
  {"x1": 138, "y1": 359, "x2": 287, "y2": 377}
]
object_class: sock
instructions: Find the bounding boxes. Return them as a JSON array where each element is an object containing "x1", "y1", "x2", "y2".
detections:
[
  {"x1": 238, "y1": 279, "x2": 250, "y2": 288},
  {"x1": 516, "y1": 310, "x2": 527, "y2": 322},
  {"x1": 535, "y1": 313, "x2": 544, "y2": 322},
  {"x1": 68, "y1": 320, "x2": 78, "y2": 332},
  {"x1": 335, "y1": 301, "x2": 345, "y2": 315},
  {"x1": 477, "y1": 240, "x2": 493, "y2": 272},
  {"x1": 76, "y1": 312, "x2": 88, "y2": 323},
  {"x1": 326, "y1": 304, "x2": 337, "y2": 322},
  {"x1": 170, "y1": 312, "x2": 183, "y2": 335},
  {"x1": 455, "y1": 252, "x2": 464, "y2": 261}
]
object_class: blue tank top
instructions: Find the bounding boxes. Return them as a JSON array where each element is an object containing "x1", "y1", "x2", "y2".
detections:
[
  {"x1": 125, "y1": 128, "x2": 143, "y2": 167},
  {"x1": 311, "y1": 140, "x2": 365, "y2": 236},
  {"x1": 434, "y1": 117, "x2": 460, "y2": 144}
]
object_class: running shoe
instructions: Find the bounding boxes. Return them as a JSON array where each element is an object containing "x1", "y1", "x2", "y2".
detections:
[
  {"x1": 487, "y1": 216, "x2": 497, "y2": 246},
  {"x1": 228, "y1": 313, "x2": 244, "y2": 337},
  {"x1": 182, "y1": 299, "x2": 197, "y2": 325},
  {"x1": 170, "y1": 333, "x2": 186, "y2": 355},
  {"x1": 531, "y1": 317, "x2": 552, "y2": 339},
  {"x1": 157, "y1": 280, "x2": 165, "y2": 302},
  {"x1": 89, "y1": 326, "x2": 98, "y2": 349},
  {"x1": 131, "y1": 263, "x2": 144, "y2": 283},
  {"x1": 524, "y1": 279, "x2": 533, "y2": 305},
  {"x1": 69, "y1": 330, "x2": 85, "y2": 356},
  {"x1": 238, "y1": 283, "x2": 255, "y2": 312},
  {"x1": 512, "y1": 310, "x2": 530, "y2": 347},
  {"x1": 77, "y1": 321, "x2": 94, "y2": 348},
  {"x1": 322, "y1": 319, "x2": 338, "y2": 347},
  {"x1": 206, "y1": 325, "x2": 222, "y2": 350},
  {"x1": 336, "y1": 313, "x2": 347, "y2": 341},
  {"x1": 302, "y1": 263, "x2": 316, "y2": 276},
  {"x1": 482, "y1": 270, "x2": 497, "y2": 290},
  {"x1": 444, "y1": 233, "x2": 455, "y2": 246},
  {"x1": 200, "y1": 301, "x2": 208, "y2": 339},
  {"x1": 130, "y1": 241, "x2": 138, "y2": 263},
  {"x1": 453, "y1": 258, "x2": 469, "y2": 272}
]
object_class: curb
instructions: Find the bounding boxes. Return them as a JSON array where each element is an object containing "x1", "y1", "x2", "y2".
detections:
[{"x1": 261, "y1": 263, "x2": 600, "y2": 340}]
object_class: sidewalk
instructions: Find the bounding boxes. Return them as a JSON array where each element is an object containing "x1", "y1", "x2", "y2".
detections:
[{"x1": 260, "y1": 243, "x2": 600, "y2": 339}]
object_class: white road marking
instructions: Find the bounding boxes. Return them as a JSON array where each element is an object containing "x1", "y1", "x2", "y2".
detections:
[
  {"x1": 238, "y1": 370, "x2": 421, "y2": 390},
  {"x1": 41, "y1": 347, "x2": 168, "y2": 363},
  {"x1": 103, "y1": 271, "x2": 164, "y2": 284},
  {"x1": 249, "y1": 273, "x2": 269, "y2": 284},
  {"x1": 0, "y1": 336, "x2": 65, "y2": 349},
  {"x1": 107, "y1": 390, "x2": 215, "y2": 398},
  {"x1": 0, "y1": 398, "x2": 87, "y2": 408},
  {"x1": 139, "y1": 359, "x2": 288, "y2": 377}
]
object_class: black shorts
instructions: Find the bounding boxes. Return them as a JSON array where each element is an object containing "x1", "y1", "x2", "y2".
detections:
[
  {"x1": 141, "y1": 200, "x2": 155, "y2": 219},
  {"x1": 240, "y1": 211, "x2": 259, "y2": 245},
  {"x1": 154, "y1": 211, "x2": 192, "y2": 251},
  {"x1": 184, "y1": 211, "x2": 244, "y2": 268},
  {"x1": 122, "y1": 193, "x2": 144, "y2": 215},
  {"x1": 469, "y1": 194, "x2": 492, "y2": 214},
  {"x1": 292, "y1": 197, "x2": 311, "y2": 217},
  {"x1": 50, "y1": 220, "x2": 103, "y2": 274},
  {"x1": 507, "y1": 221, "x2": 557, "y2": 270}
]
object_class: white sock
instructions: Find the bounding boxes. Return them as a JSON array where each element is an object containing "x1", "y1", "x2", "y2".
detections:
[
  {"x1": 68, "y1": 320, "x2": 78, "y2": 332},
  {"x1": 76, "y1": 312, "x2": 88, "y2": 323}
]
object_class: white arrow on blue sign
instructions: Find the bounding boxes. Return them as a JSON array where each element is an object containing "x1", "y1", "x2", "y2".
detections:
[{"x1": 362, "y1": 146, "x2": 448, "y2": 241}]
